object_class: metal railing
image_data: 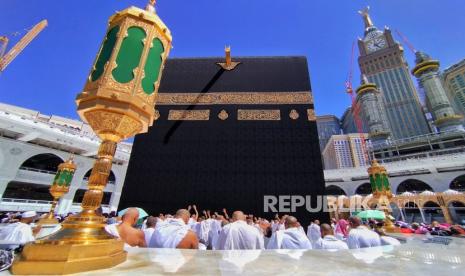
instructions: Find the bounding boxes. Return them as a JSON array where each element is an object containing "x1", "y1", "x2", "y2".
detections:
[
  {"x1": 82, "y1": 177, "x2": 115, "y2": 185},
  {"x1": 1, "y1": 198, "x2": 53, "y2": 205},
  {"x1": 19, "y1": 166, "x2": 57, "y2": 175}
]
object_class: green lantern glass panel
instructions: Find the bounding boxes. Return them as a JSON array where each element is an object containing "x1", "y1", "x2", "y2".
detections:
[
  {"x1": 369, "y1": 175, "x2": 376, "y2": 191},
  {"x1": 141, "y1": 38, "x2": 165, "y2": 94},
  {"x1": 382, "y1": 176, "x2": 390, "y2": 190},
  {"x1": 375, "y1": 174, "x2": 383, "y2": 191},
  {"x1": 58, "y1": 171, "x2": 67, "y2": 186},
  {"x1": 91, "y1": 26, "x2": 120, "y2": 82},
  {"x1": 112, "y1": 26, "x2": 146, "y2": 83},
  {"x1": 54, "y1": 170, "x2": 75, "y2": 186}
]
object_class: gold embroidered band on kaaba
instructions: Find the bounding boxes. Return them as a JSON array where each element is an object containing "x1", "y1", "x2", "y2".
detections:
[
  {"x1": 161, "y1": 109, "x2": 317, "y2": 121},
  {"x1": 168, "y1": 110, "x2": 210, "y2": 120},
  {"x1": 156, "y1": 91, "x2": 313, "y2": 105},
  {"x1": 238, "y1": 110, "x2": 281, "y2": 120}
]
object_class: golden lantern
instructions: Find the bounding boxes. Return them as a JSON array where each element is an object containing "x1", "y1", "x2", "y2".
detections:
[
  {"x1": 367, "y1": 159, "x2": 398, "y2": 232},
  {"x1": 38, "y1": 157, "x2": 77, "y2": 225},
  {"x1": 12, "y1": 1, "x2": 172, "y2": 274}
]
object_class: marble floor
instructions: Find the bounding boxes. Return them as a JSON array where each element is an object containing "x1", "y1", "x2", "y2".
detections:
[
  {"x1": 76, "y1": 235, "x2": 464, "y2": 275},
  {"x1": 3, "y1": 235, "x2": 464, "y2": 275}
]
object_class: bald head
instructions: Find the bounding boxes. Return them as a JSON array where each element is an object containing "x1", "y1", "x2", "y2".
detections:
[
  {"x1": 348, "y1": 216, "x2": 361, "y2": 228},
  {"x1": 176, "y1": 209, "x2": 190, "y2": 224},
  {"x1": 284, "y1": 216, "x2": 298, "y2": 229},
  {"x1": 122, "y1": 208, "x2": 139, "y2": 226},
  {"x1": 232, "y1": 211, "x2": 246, "y2": 222},
  {"x1": 320, "y1": 223, "x2": 333, "y2": 237},
  {"x1": 146, "y1": 216, "x2": 157, "y2": 228}
]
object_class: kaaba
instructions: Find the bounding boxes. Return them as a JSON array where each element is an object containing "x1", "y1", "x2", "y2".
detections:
[{"x1": 119, "y1": 55, "x2": 328, "y2": 225}]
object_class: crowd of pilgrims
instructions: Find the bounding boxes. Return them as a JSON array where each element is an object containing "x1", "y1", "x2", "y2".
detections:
[{"x1": 2, "y1": 205, "x2": 465, "y2": 251}]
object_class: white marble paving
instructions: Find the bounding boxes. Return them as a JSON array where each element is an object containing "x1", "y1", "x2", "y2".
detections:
[{"x1": 70, "y1": 236, "x2": 465, "y2": 275}]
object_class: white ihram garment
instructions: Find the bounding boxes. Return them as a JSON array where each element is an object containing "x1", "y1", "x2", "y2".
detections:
[
  {"x1": 149, "y1": 218, "x2": 189, "y2": 248},
  {"x1": 347, "y1": 226, "x2": 381, "y2": 249},
  {"x1": 0, "y1": 222, "x2": 35, "y2": 245},
  {"x1": 307, "y1": 223, "x2": 321, "y2": 248},
  {"x1": 314, "y1": 235, "x2": 349, "y2": 250},
  {"x1": 267, "y1": 227, "x2": 312, "y2": 249},
  {"x1": 208, "y1": 219, "x2": 223, "y2": 250},
  {"x1": 143, "y1": 227, "x2": 155, "y2": 246},
  {"x1": 217, "y1": 221, "x2": 264, "y2": 250}
]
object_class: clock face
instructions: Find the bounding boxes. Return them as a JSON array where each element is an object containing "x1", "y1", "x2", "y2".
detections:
[
  {"x1": 366, "y1": 37, "x2": 387, "y2": 53},
  {"x1": 366, "y1": 31, "x2": 379, "y2": 40}
]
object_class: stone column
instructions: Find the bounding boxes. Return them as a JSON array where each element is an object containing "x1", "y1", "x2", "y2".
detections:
[
  {"x1": 109, "y1": 192, "x2": 121, "y2": 212},
  {"x1": 419, "y1": 207, "x2": 427, "y2": 223},
  {"x1": 56, "y1": 187, "x2": 78, "y2": 215},
  {"x1": 108, "y1": 164, "x2": 128, "y2": 212},
  {"x1": 399, "y1": 207, "x2": 406, "y2": 222},
  {"x1": 0, "y1": 176, "x2": 14, "y2": 199},
  {"x1": 437, "y1": 195, "x2": 453, "y2": 224},
  {"x1": 441, "y1": 205, "x2": 453, "y2": 224}
]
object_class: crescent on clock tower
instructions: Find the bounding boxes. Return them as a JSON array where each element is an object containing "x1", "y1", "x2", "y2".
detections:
[{"x1": 357, "y1": 7, "x2": 431, "y2": 140}]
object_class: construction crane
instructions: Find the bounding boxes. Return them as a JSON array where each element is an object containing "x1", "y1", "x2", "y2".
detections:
[
  {"x1": 344, "y1": 41, "x2": 370, "y2": 166},
  {"x1": 0, "y1": 19, "x2": 48, "y2": 72},
  {"x1": 395, "y1": 29, "x2": 417, "y2": 54},
  {"x1": 0, "y1": 36, "x2": 8, "y2": 58}
]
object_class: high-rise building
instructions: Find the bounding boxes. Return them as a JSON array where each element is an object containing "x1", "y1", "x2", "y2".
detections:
[
  {"x1": 412, "y1": 51, "x2": 464, "y2": 132},
  {"x1": 357, "y1": 7, "x2": 430, "y2": 139},
  {"x1": 322, "y1": 134, "x2": 370, "y2": 169},
  {"x1": 316, "y1": 115, "x2": 341, "y2": 152},
  {"x1": 442, "y1": 58, "x2": 465, "y2": 124},
  {"x1": 356, "y1": 76, "x2": 391, "y2": 146},
  {"x1": 340, "y1": 106, "x2": 368, "y2": 134}
]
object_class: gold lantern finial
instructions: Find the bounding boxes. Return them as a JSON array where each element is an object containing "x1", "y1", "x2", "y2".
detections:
[
  {"x1": 358, "y1": 6, "x2": 374, "y2": 29},
  {"x1": 225, "y1": 45, "x2": 231, "y2": 67},
  {"x1": 217, "y1": 45, "x2": 241, "y2": 71},
  {"x1": 146, "y1": 0, "x2": 157, "y2": 13}
]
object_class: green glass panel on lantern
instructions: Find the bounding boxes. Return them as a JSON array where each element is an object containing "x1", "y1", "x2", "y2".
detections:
[
  {"x1": 64, "y1": 170, "x2": 75, "y2": 186},
  {"x1": 55, "y1": 170, "x2": 75, "y2": 186},
  {"x1": 382, "y1": 175, "x2": 390, "y2": 191},
  {"x1": 369, "y1": 175, "x2": 376, "y2": 191},
  {"x1": 112, "y1": 26, "x2": 146, "y2": 83},
  {"x1": 141, "y1": 38, "x2": 165, "y2": 94},
  {"x1": 375, "y1": 174, "x2": 383, "y2": 191},
  {"x1": 91, "y1": 26, "x2": 120, "y2": 82}
]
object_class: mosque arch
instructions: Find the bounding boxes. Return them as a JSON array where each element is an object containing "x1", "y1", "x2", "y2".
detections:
[
  {"x1": 396, "y1": 179, "x2": 434, "y2": 194},
  {"x1": 20, "y1": 153, "x2": 64, "y2": 173},
  {"x1": 450, "y1": 174, "x2": 465, "y2": 192},
  {"x1": 355, "y1": 182, "x2": 372, "y2": 195},
  {"x1": 3, "y1": 181, "x2": 53, "y2": 201},
  {"x1": 325, "y1": 185, "x2": 347, "y2": 196}
]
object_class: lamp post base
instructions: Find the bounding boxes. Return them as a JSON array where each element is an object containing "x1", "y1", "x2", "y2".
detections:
[{"x1": 11, "y1": 238, "x2": 126, "y2": 275}]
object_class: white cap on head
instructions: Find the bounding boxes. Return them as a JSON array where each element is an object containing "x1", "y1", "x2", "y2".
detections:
[{"x1": 21, "y1": 211, "x2": 37, "y2": 218}]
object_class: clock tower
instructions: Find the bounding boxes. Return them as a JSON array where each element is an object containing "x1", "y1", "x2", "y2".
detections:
[{"x1": 357, "y1": 7, "x2": 430, "y2": 140}]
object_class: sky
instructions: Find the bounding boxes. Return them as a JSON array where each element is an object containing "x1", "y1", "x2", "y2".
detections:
[{"x1": 1, "y1": 0, "x2": 464, "y2": 121}]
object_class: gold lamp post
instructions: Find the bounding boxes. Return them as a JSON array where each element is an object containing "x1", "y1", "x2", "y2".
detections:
[
  {"x1": 367, "y1": 159, "x2": 398, "y2": 232},
  {"x1": 38, "y1": 157, "x2": 77, "y2": 225},
  {"x1": 12, "y1": 1, "x2": 172, "y2": 274}
]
